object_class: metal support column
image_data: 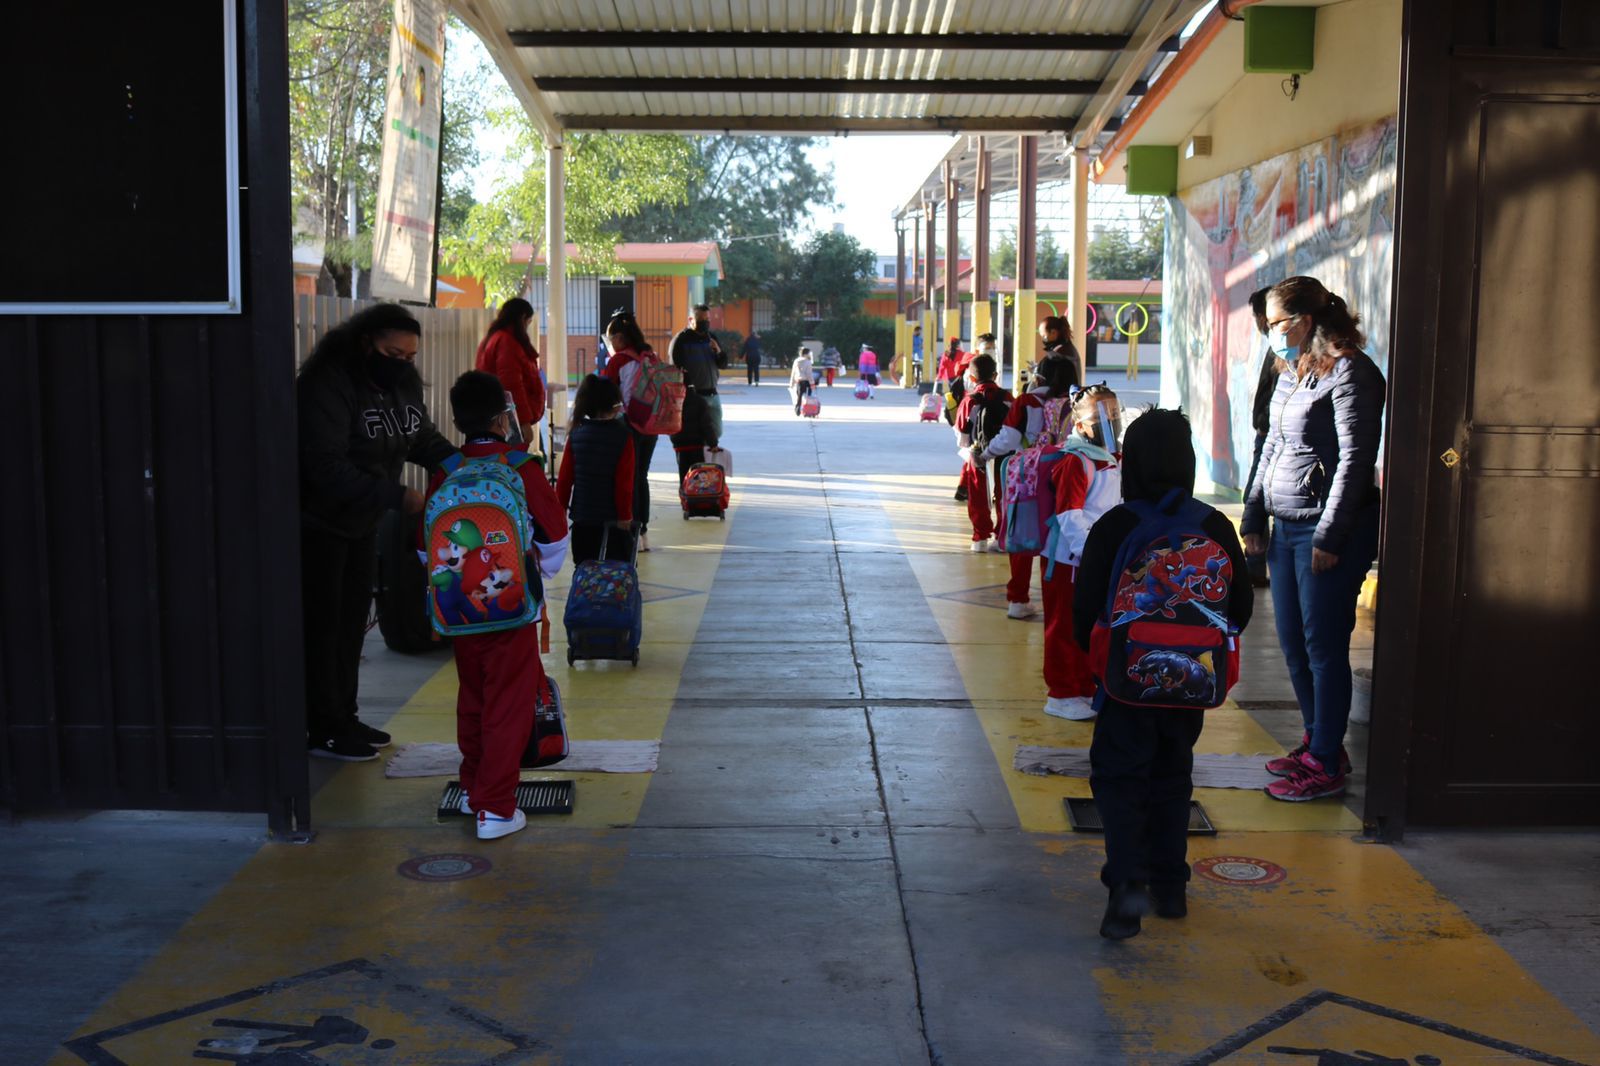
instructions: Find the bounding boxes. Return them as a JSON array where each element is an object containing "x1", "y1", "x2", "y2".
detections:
[
  {"x1": 972, "y1": 139, "x2": 993, "y2": 370},
  {"x1": 1069, "y1": 145, "x2": 1090, "y2": 383},
  {"x1": 943, "y1": 160, "x2": 962, "y2": 350},
  {"x1": 546, "y1": 136, "x2": 568, "y2": 428},
  {"x1": 1012, "y1": 135, "x2": 1039, "y2": 382},
  {"x1": 923, "y1": 204, "x2": 937, "y2": 381}
]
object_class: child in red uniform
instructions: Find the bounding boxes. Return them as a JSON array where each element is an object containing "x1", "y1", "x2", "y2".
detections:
[
  {"x1": 431, "y1": 371, "x2": 569, "y2": 840},
  {"x1": 978, "y1": 354, "x2": 1082, "y2": 618},
  {"x1": 953, "y1": 355, "x2": 1013, "y2": 552},
  {"x1": 1040, "y1": 385, "x2": 1123, "y2": 721}
]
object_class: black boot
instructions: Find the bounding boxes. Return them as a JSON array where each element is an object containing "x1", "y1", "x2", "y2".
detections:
[
  {"x1": 1100, "y1": 881, "x2": 1149, "y2": 940},
  {"x1": 1150, "y1": 882, "x2": 1187, "y2": 919}
]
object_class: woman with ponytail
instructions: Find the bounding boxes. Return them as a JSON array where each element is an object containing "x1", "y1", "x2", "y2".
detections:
[{"x1": 1242, "y1": 276, "x2": 1386, "y2": 802}]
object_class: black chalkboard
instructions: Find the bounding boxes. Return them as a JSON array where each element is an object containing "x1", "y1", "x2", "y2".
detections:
[{"x1": 2, "y1": 2, "x2": 237, "y2": 309}]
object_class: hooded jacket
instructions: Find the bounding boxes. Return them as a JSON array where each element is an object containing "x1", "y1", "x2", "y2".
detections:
[
  {"x1": 1242, "y1": 349, "x2": 1385, "y2": 553},
  {"x1": 669, "y1": 327, "x2": 725, "y2": 393},
  {"x1": 298, "y1": 358, "x2": 457, "y2": 539}
]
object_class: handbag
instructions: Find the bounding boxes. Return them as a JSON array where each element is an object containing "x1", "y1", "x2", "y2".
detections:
[{"x1": 521, "y1": 677, "x2": 569, "y2": 768}]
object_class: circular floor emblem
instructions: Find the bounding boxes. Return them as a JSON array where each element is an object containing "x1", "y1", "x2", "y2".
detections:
[
  {"x1": 397, "y1": 853, "x2": 492, "y2": 882},
  {"x1": 1194, "y1": 856, "x2": 1287, "y2": 886}
]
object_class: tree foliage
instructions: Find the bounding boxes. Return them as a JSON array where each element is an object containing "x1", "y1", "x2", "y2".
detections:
[
  {"x1": 615, "y1": 137, "x2": 836, "y2": 302},
  {"x1": 816, "y1": 314, "x2": 896, "y2": 364},
  {"x1": 289, "y1": 4, "x2": 491, "y2": 295},
  {"x1": 441, "y1": 112, "x2": 695, "y2": 303},
  {"x1": 990, "y1": 226, "x2": 1069, "y2": 281},
  {"x1": 764, "y1": 231, "x2": 877, "y2": 325},
  {"x1": 1088, "y1": 225, "x2": 1163, "y2": 280}
]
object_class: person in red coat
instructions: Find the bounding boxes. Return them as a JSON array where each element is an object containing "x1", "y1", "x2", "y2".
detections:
[
  {"x1": 476, "y1": 297, "x2": 546, "y2": 442},
  {"x1": 428, "y1": 370, "x2": 569, "y2": 840}
]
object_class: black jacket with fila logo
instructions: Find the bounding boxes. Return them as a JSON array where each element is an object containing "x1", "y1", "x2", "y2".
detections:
[{"x1": 298, "y1": 359, "x2": 457, "y2": 539}]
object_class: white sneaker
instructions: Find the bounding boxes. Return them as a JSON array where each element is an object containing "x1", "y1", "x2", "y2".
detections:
[
  {"x1": 1006, "y1": 602, "x2": 1037, "y2": 620},
  {"x1": 1044, "y1": 696, "x2": 1098, "y2": 721},
  {"x1": 476, "y1": 808, "x2": 527, "y2": 840},
  {"x1": 639, "y1": 533, "x2": 651, "y2": 553},
  {"x1": 987, "y1": 539, "x2": 1005, "y2": 553},
  {"x1": 457, "y1": 793, "x2": 472, "y2": 815},
  {"x1": 970, "y1": 539, "x2": 989, "y2": 553}
]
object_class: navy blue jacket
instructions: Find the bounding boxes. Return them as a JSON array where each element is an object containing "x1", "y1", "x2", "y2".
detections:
[{"x1": 1242, "y1": 350, "x2": 1385, "y2": 553}]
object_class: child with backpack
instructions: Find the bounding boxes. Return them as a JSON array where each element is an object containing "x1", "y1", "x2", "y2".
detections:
[
  {"x1": 557, "y1": 374, "x2": 636, "y2": 566},
  {"x1": 1072, "y1": 408, "x2": 1254, "y2": 939},
  {"x1": 1038, "y1": 384, "x2": 1124, "y2": 720},
  {"x1": 671, "y1": 385, "x2": 720, "y2": 483},
  {"x1": 979, "y1": 354, "x2": 1082, "y2": 619},
  {"x1": 953, "y1": 354, "x2": 1012, "y2": 552},
  {"x1": 426, "y1": 371, "x2": 569, "y2": 840},
  {"x1": 601, "y1": 310, "x2": 681, "y2": 553}
]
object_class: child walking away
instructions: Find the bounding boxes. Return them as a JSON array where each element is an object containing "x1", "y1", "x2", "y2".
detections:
[
  {"x1": 790, "y1": 348, "x2": 815, "y2": 416},
  {"x1": 600, "y1": 310, "x2": 680, "y2": 553},
  {"x1": 953, "y1": 355, "x2": 1012, "y2": 552},
  {"x1": 1073, "y1": 408, "x2": 1253, "y2": 938},
  {"x1": 858, "y1": 345, "x2": 880, "y2": 393},
  {"x1": 673, "y1": 385, "x2": 729, "y2": 519},
  {"x1": 427, "y1": 371, "x2": 569, "y2": 840},
  {"x1": 557, "y1": 375, "x2": 636, "y2": 565},
  {"x1": 1039, "y1": 385, "x2": 1124, "y2": 720},
  {"x1": 983, "y1": 354, "x2": 1082, "y2": 619}
]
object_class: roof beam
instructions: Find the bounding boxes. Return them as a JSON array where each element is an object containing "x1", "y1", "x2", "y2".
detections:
[
  {"x1": 556, "y1": 114, "x2": 1121, "y2": 135},
  {"x1": 509, "y1": 30, "x2": 1180, "y2": 52},
  {"x1": 536, "y1": 76, "x2": 1146, "y2": 97}
]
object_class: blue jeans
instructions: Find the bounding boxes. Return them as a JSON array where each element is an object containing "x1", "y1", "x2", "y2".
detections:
[{"x1": 1268, "y1": 507, "x2": 1380, "y2": 771}]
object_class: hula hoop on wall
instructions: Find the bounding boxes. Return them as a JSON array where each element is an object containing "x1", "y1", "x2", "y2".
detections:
[{"x1": 1115, "y1": 301, "x2": 1151, "y2": 338}]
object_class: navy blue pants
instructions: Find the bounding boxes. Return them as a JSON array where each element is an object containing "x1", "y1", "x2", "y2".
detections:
[
  {"x1": 1268, "y1": 506, "x2": 1380, "y2": 771},
  {"x1": 1090, "y1": 700, "x2": 1204, "y2": 888}
]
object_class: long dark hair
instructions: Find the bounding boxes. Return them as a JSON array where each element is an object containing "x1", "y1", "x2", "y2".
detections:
[
  {"x1": 1269, "y1": 275, "x2": 1365, "y2": 378},
  {"x1": 571, "y1": 374, "x2": 622, "y2": 422},
  {"x1": 605, "y1": 311, "x2": 650, "y2": 354},
  {"x1": 485, "y1": 297, "x2": 537, "y2": 356},
  {"x1": 1034, "y1": 354, "x2": 1080, "y2": 395},
  {"x1": 1040, "y1": 315, "x2": 1080, "y2": 362},
  {"x1": 299, "y1": 302, "x2": 421, "y2": 378}
]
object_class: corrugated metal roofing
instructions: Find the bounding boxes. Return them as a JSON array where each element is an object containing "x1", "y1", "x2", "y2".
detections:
[{"x1": 454, "y1": 0, "x2": 1176, "y2": 134}]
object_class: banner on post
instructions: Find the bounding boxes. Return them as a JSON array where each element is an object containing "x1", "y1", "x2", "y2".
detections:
[{"x1": 371, "y1": 0, "x2": 446, "y2": 303}]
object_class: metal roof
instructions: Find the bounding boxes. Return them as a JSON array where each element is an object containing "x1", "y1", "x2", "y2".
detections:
[{"x1": 450, "y1": 0, "x2": 1199, "y2": 138}]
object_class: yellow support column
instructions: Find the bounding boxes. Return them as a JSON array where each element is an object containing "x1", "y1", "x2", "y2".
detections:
[
  {"x1": 1012, "y1": 289, "x2": 1037, "y2": 381},
  {"x1": 921, "y1": 309, "x2": 936, "y2": 382},
  {"x1": 945, "y1": 308, "x2": 963, "y2": 354},
  {"x1": 972, "y1": 300, "x2": 991, "y2": 344},
  {"x1": 896, "y1": 318, "x2": 911, "y2": 387}
]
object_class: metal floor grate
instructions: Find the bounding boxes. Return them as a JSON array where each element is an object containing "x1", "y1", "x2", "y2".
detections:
[
  {"x1": 439, "y1": 779, "x2": 575, "y2": 817},
  {"x1": 1064, "y1": 797, "x2": 1217, "y2": 835}
]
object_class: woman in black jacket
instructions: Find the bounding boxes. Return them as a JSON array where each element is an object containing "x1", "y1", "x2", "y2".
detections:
[
  {"x1": 298, "y1": 303, "x2": 457, "y2": 761},
  {"x1": 1242, "y1": 276, "x2": 1385, "y2": 802}
]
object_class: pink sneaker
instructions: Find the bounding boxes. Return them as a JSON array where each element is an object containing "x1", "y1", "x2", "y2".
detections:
[
  {"x1": 1264, "y1": 753, "x2": 1346, "y2": 802},
  {"x1": 1265, "y1": 735, "x2": 1353, "y2": 778}
]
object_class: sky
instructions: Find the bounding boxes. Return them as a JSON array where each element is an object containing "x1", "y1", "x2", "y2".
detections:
[{"x1": 800, "y1": 135, "x2": 958, "y2": 255}]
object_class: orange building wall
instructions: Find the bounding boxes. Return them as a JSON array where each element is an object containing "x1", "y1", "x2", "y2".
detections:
[
  {"x1": 861, "y1": 296, "x2": 898, "y2": 319},
  {"x1": 715, "y1": 298, "x2": 753, "y2": 337},
  {"x1": 437, "y1": 274, "x2": 487, "y2": 310}
]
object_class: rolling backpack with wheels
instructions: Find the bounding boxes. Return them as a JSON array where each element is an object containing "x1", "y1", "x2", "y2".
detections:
[
  {"x1": 681, "y1": 462, "x2": 729, "y2": 519},
  {"x1": 563, "y1": 523, "x2": 643, "y2": 665},
  {"x1": 423, "y1": 451, "x2": 543, "y2": 637},
  {"x1": 854, "y1": 379, "x2": 871, "y2": 400},
  {"x1": 1088, "y1": 491, "x2": 1241, "y2": 709},
  {"x1": 521, "y1": 676, "x2": 569, "y2": 768},
  {"x1": 802, "y1": 394, "x2": 821, "y2": 418},
  {"x1": 919, "y1": 393, "x2": 941, "y2": 421}
]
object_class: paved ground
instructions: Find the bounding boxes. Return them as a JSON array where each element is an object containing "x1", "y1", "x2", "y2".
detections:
[{"x1": 5, "y1": 379, "x2": 1598, "y2": 1065}]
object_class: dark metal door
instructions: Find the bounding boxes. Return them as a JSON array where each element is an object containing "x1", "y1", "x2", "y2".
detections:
[
  {"x1": 598, "y1": 280, "x2": 634, "y2": 325},
  {"x1": 1370, "y1": 0, "x2": 1600, "y2": 831}
]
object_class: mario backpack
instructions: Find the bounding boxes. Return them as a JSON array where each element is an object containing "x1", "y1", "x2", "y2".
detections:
[
  {"x1": 424, "y1": 452, "x2": 542, "y2": 637},
  {"x1": 1088, "y1": 491, "x2": 1240, "y2": 709}
]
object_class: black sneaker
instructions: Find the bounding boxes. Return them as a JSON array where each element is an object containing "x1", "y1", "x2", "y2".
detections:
[
  {"x1": 309, "y1": 734, "x2": 379, "y2": 762},
  {"x1": 1151, "y1": 883, "x2": 1187, "y2": 919},
  {"x1": 353, "y1": 720, "x2": 392, "y2": 748},
  {"x1": 1100, "y1": 882, "x2": 1149, "y2": 941}
]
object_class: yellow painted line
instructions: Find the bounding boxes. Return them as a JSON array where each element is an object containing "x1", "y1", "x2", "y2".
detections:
[{"x1": 1082, "y1": 830, "x2": 1600, "y2": 1063}]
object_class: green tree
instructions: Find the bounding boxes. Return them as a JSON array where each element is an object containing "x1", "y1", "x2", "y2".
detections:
[
  {"x1": 1088, "y1": 227, "x2": 1162, "y2": 280},
  {"x1": 989, "y1": 226, "x2": 1071, "y2": 280},
  {"x1": 442, "y1": 110, "x2": 695, "y2": 303},
  {"x1": 993, "y1": 226, "x2": 1017, "y2": 280},
  {"x1": 816, "y1": 315, "x2": 896, "y2": 363},
  {"x1": 1038, "y1": 228, "x2": 1069, "y2": 279},
  {"x1": 766, "y1": 231, "x2": 876, "y2": 324},
  {"x1": 615, "y1": 136, "x2": 836, "y2": 302}
]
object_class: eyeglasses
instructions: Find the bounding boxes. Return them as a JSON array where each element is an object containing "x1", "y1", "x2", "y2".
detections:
[{"x1": 1265, "y1": 313, "x2": 1301, "y2": 332}]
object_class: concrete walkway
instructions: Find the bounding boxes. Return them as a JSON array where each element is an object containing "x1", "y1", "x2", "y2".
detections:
[{"x1": 9, "y1": 381, "x2": 1600, "y2": 1064}]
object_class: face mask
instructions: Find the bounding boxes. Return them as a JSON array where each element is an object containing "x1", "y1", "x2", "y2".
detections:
[
  {"x1": 365, "y1": 348, "x2": 413, "y2": 390},
  {"x1": 1268, "y1": 330, "x2": 1299, "y2": 360}
]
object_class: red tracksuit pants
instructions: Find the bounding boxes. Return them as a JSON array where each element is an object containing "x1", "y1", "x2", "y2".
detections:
[
  {"x1": 1040, "y1": 557, "x2": 1096, "y2": 699},
  {"x1": 964, "y1": 460, "x2": 1002, "y2": 541},
  {"x1": 1007, "y1": 552, "x2": 1034, "y2": 605},
  {"x1": 454, "y1": 624, "x2": 542, "y2": 817}
]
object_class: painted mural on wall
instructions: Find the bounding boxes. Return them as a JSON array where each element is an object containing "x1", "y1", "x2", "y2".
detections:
[{"x1": 1162, "y1": 116, "x2": 1397, "y2": 492}]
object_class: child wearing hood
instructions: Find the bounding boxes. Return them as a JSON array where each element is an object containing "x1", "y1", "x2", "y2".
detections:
[{"x1": 1072, "y1": 407, "x2": 1253, "y2": 940}]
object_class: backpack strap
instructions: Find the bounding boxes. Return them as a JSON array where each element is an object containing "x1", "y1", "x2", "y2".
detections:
[
  {"x1": 503, "y1": 450, "x2": 533, "y2": 470},
  {"x1": 439, "y1": 452, "x2": 465, "y2": 475}
]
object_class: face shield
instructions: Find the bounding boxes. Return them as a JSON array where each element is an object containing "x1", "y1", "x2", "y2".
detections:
[
  {"x1": 1094, "y1": 400, "x2": 1124, "y2": 452},
  {"x1": 504, "y1": 390, "x2": 524, "y2": 443}
]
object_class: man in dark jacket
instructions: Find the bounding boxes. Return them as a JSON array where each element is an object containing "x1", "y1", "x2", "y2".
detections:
[
  {"x1": 1074, "y1": 408, "x2": 1253, "y2": 940},
  {"x1": 741, "y1": 331, "x2": 764, "y2": 386},
  {"x1": 298, "y1": 304, "x2": 458, "y2": 761},
  {"x1": 1243, "y1": 286, "x2": 1279, "y2": 586},
  {"x1": 669, "y1": 304, "x2": 728, "y2": 437}
]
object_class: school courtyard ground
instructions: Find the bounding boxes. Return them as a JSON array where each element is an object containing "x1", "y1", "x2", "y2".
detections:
[{"x1": 5, "y1": 379, "x2": 1598, "y2": 1064}]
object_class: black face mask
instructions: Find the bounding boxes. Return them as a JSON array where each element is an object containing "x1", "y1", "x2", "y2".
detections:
[{"x1": 365, "y1": 349, "x2": 416, "y2": 391}]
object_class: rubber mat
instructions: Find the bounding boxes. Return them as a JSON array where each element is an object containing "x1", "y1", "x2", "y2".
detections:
[{"x1": 438, "y1": 779, "x2": 575, "y2": 817}]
